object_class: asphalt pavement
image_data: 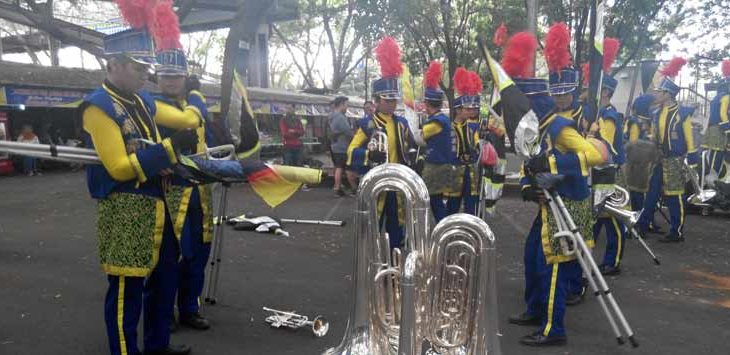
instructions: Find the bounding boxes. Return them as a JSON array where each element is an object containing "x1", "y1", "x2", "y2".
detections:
[{"x1": 1, "y1": 171, "x2": 729, "y2": 355}]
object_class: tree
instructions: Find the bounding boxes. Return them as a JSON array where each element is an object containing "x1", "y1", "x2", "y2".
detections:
[
  {"x1": 271, "y1": 0, "x2": 366, "y2": 92},
  {"x1": 353, "y1": 0, "x2": 527, "y2": 106},
  {"x1": 541, "y1": 0, "x2": 692, "y2": 75}
]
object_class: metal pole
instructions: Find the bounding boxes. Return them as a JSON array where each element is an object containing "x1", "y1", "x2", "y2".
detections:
[{"x1": 204, "y1": 182, "x2": 230, "y2": 305}]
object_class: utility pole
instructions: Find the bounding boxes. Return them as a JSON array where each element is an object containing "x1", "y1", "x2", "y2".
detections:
[{"x1": 526, "y1": 0, "x2": 538, "y2": 75}]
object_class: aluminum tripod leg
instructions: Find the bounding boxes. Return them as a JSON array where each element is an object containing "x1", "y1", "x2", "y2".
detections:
[
  {"x1": 549, "y1": 190, "x2": 638, "y2": 347},
  {"x1": 628, "y1": 226, "x2": 661, "y2": 265},
  {"x1": 545, "y1": 194, "x2": 623, "y2": 344},
  {"x1": 204, "y1": 183, "x2": 229, "y2": 305}
]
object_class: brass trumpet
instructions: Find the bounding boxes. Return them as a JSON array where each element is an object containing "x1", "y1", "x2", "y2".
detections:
[{"x1": 323, "y1": 164, "x2": 501, "y2": 355}]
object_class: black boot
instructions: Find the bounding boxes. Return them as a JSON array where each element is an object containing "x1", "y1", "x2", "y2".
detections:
[
  {"x1": 144, "y1": 343, "x2": 191, "y2": 355},
  {"x1": 519, "y1": 331, "x2": 567, "y2": 346},
  {"x1": 180, "y1": 312, "x2": 211, "y2": 330},
  {"x1": 508, "y1": 312, "x2": 541, "y2": 326},
  {"x1": 599, "y1": 264, "x2": 621, "y2": 276},
  {"x1": 566, "y1": 288, "x2": 585, "y2": 306},
  {"x1": 659, "y1": 232, "x2": 684, "y2": 243}
]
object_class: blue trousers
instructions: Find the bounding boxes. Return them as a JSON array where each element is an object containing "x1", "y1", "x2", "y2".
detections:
[
  {"x1": 282, "y1": 147, "x2": 303, "y2": 166},
  {"x1": 523, "y1": 216, "x2": 569, "y2": 337},
  {"x1": 446, "y1": 168, "x2": 478, "y2": 216},
  {"x1": 566, "y1": 260, "x2": 584, "y2": 296},
  {"x1": 593, "y1": 216, "x2": 626, "y2": 268},
  {"x1": 380, "y1": 191, "x2": 404, "y2": 249},
  {"x1": 178, "y1": 189, "x2": 212, "y2": 315},
  {"x1": 430, "y1": 195, "x2": 448, "y2": 223},
  {"x1": 637, "y1": 164, "x2": 685, "y2": 236},
  {"x1": 22, "y1": 156, "x2": 36, "y2": 174},
  {"x1": 105, "y1": 217, "x2": 180, "y2": 355},
  {"x1": 707, "y1": 149, "x2": 727, "y2": 179}
]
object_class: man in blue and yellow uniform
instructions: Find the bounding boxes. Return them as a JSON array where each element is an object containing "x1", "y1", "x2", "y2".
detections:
[
  {"x1": 704, "y1": 61, "x2": 730, "y2": 180},
  {"x1": 153, "y1": 48, "x2": 214, "y2": 331},
  {"x1": 346, "y1": 37, "x2": 414, "y2": 249},
  {"x1": 444, "y1": 69, "x2": 482, "y2": 217},
  {"x1": 82, "y1": 30, "x2": 199, "y2": 355},
  {"x1": 624, "y1": 94, "x2": 661, "y2": 230},
  {"x1": 589, "y1": 74, "x2": 627, "y2": 275},
  {"x1": 417, "y1": 61, "x2": 451, "y2": 221},
  {"x1": 548, "y1": 69, "x2": 588, "y2": 304},
  {"x1": 636, "y1": 61, "x2": 698, "y2": 243},
  {"x1": 508, "y1": 77, "x2": 605, "y2": 347}
]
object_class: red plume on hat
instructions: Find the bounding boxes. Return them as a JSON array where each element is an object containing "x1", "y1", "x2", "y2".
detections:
[
  {"x1": 114, "y1": 0, "x2": 182, "y2": 51},
  {"x1": 454, "y1": 67, "x2": 482, "y2": 97},
  {"x1": 721, "y1": 60, "x2": 730, "y2": 78},
  {"x1": 424, "y1": 61, "x2": 442, "y2": 90},
  {"x1": 501, "y1": 32, "x2": 538, "y2": 78},
  {"x1": 115, "y1": 0, "x2": 155, "y2": 29},
  {"x1": 545, "y1": 22, "x2": 572, "y2": 73},
  {"x1": 374, "y1": 36, "x2": 403, "y2": 79},
  {"x1": 151, "y1": 0, "x2": 181, "y2": 50},
  {"x1": 603, "y1": 38, "x2": 620, "y2": 72},
  {"x1": 660, "y1": 57, "x2": 687, "y2": 78},
  {"x1": 493, "y1": 23, "x2": 508, "y2": 48}
]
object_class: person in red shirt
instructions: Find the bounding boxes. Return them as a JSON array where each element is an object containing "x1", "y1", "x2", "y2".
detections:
[{"x1": 279, "y1": 106, "x2": 305, "y2": 166}]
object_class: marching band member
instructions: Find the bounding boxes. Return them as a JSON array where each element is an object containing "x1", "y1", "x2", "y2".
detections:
[
  {"x1": 624, "y1": 94, "x2": 661, "y2": 231},
  {"x1": 82, "y1": 30, "x2": 195, "y2": 355},
  {"x1": 545, "y1": 22, "x2": 586, "y2": 304},
  {"x1": 505, "y1": 32, "x2": 606, "y2": 347},
  {"x1": 444, "y1": 68, "x2": 482, "y2": 216},
  {"x1": 347, "y1": 36, "x2": 415, "y2": 249},
  {"x1": 418, "y1": 61, "x2": 451, "y2": 221},
  {"x1": 589, "y1": 39, "x2": 628, "y2": 275},
  {"x1": 636, "y1": 57, "x2": 698, "y2": 243},
  {"x1": 704, "y1": 60, "x2": 730, "y2": 180},
  {"x1": 153, "y1": 48, "x2": 214, "y2": 331}
]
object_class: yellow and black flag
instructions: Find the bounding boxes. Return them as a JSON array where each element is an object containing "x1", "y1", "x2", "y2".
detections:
[{"x1": 477, "y1": 38, "x2": 537, "y2": 160}]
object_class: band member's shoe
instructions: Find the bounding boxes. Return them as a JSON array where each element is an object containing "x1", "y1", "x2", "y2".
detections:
[
  {"x1": 599, "y1": 264, "x2": 621, "y2": 276},
  {"x1": 508, "y1": 312, "x2": 541, "y2": 326},
  {"x1": 334, "y1": 188, "x2": 346, "y2": 197},
  {"x1": 519, "y1": 331, "x2": 567, "y2": 346},
  {"x1": 648, "y1": 224, "x2": 663, "y2": 234},
  {"x1": 659, "y1": 232, "x2": 684, "y2": 243},
  {"x1": 566, "y1": 289, "x2": 585, "y2": 306},
  {"x1": 180, "y1": 312, "x2": 211, "y2": 330},
  {"x1": 143, "y1": 343, "x2": 191, "y2": 355}
]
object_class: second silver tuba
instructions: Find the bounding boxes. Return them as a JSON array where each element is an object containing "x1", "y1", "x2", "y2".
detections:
[{"x1": 323, "y1": 163, "x2": 501, "y2": 355}]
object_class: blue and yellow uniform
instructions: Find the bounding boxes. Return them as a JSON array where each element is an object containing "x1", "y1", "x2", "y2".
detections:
[
  {"x1": 637, "y1": 96, "x2": 698, "y2": 239},
  {"x1": 623, "y1": 94, "x2": 657, "y2": 224},
  {"x1": 153, "y1": 90, "x2": 214, "y2": 322},
  {"x1": 593, "y1": 103, "x2": 627, "y2": 269},
  {"x1": 420, "y1": 113, "x2": 480, "y2": 221},
  {"x1": 516, "y1": 78, "x2": 605, "y2": 340},
  {"x1": 82, "y1": 29, "x2": 205, "y2": 355},
  {"x1": 347, "y1": 112, "x2": 414, "y2": 248},
  {"x1": 704, "y1": 83, "x2": 730, "y2": 179},
  {"x1": 444, "y1": 119, "x2": 480, "y2": 216}
]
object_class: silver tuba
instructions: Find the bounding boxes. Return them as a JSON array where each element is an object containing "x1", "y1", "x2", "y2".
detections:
[{"x1": 323, "y1": 163, "x2": 501, "y2": 355}]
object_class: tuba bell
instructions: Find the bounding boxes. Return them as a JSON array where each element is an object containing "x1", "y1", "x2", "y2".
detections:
[{"x1": 323, "y1": 163, "x2": 501, "y2": 355}]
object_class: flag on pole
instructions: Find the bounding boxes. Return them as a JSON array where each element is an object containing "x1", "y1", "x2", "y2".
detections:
[
  {"x1": 478, "y1": 38, "x2": 538, "y2": 160},
  {"x1": 586, "y1": 0, "x2": 606, "y2": 124}
]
